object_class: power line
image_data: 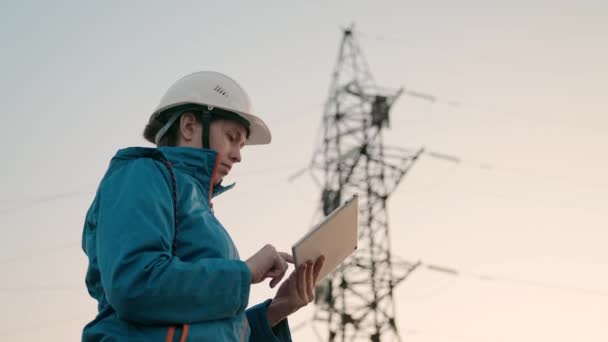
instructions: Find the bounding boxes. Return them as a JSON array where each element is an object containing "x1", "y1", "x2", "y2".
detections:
[
  {"x1": 0, "y1": 190, "x2": 92, "y2": 215},
  {"x1": 0, "y1": 286, "x2": 82, "y2": 293},
  {"x1": 357, "y1": 28, "x2": 607, "y2": 138},
  {"x1": 0, "y1": 163, "x2": 306, "y2": 216},
  {"x1": 292, "y1": 146, "x2": 608, "y2": 198},
  {"x1": 422, "y1": 149, "x2": 608, "y2": 195},
  {"x1": 424, "y1": 262, "x2": 608, "y2": 297},
  {"x1": 3, "y1": 258, "x2": 607, "y2": 300},
  {"x1": 0, "y1": 314, "x2": 85, "y2": 339},
  {"x1": 355, "y1": 30, "x2": 410, "y2": 45},
  {"x1": 0, "y1": 241, "x2": 79, "y2": 266},
  {"x1": 0, "y1": 169, "x2": 315, "y2": 266}
]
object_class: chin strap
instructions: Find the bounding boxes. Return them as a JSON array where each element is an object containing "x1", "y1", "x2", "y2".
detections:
[{"x1": 201, "y1": 110, "x2": 212, "y2": 149}]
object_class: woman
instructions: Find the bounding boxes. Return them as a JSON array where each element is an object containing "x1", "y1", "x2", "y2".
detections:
[{"x1": 81, "y1": 71, "x2": 324, "y2": 341}]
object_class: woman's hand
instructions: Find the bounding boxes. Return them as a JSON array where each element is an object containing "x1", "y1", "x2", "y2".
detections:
[
  {"x1": 266, "y1": 255, "x2": 325, "y2": 326},
  {"x1": 245, "y1": 244, "x2": 291, "y2": 287}
]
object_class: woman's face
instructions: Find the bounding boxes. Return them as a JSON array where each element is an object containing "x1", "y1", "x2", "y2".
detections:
[
  {"x1": 208, "y1": 119, "x2": 247, "y2": 182},
  {"x1": 177, "y1": 112, "x2": 247, "y2": 183}
]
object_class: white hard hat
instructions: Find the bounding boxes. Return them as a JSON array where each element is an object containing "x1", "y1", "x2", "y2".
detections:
[{"x1": 151, "y1": 71, "x2": 271, "y2": 145}]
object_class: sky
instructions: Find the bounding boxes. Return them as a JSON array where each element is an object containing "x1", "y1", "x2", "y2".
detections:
[{"x1": 1, "y1": 0, "x2": 607, "y2": 341}]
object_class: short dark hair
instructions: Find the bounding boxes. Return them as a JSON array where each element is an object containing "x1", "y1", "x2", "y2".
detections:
[
  {"x1": 143, "y1": 105, "x2": 250, "y2": 146},
  {"x1": 143, "y1": 105, "x2": 205, "y2": 146},
  {"x1": 143, "y1": 110, "x2": 180, "y2": 146}
]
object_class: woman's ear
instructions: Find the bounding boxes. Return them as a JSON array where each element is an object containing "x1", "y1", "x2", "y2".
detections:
[{"x1": 179, "y1": 112, "x2": 199, "y2": 144}]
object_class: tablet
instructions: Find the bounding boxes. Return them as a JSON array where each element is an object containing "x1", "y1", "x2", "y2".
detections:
[{"x1": 292, "y1": 194, "x2": 358, "y2": 281}]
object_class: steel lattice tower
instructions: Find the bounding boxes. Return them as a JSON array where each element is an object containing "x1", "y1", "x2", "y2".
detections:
[{"x1": 308, "y1": 27, "x2": 423, "y2": 342}]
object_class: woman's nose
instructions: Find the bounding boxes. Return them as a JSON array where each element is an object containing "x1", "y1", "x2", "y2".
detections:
[{"x1": 230, "y1": 147, "x2": 242, "y2": 163}]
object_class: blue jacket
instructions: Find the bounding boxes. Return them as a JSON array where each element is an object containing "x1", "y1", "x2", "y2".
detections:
[{"x1": 81, "y1": 147, "x2": 292, "y2": 341}]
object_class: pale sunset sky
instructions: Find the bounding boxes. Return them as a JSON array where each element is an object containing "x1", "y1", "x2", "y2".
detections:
[{"x1": 1, "y1": 1, "x2": 607, "y2": 341}]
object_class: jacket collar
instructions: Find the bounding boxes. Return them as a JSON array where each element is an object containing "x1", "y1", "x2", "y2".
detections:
[{"x1": 114, "y1": 146, "x2": 235, "y2": 198}]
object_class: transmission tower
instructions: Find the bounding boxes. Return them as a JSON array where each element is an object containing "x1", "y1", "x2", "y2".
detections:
[{"x1": 308, "y1": 26, "x2": 423, "y2": 341}]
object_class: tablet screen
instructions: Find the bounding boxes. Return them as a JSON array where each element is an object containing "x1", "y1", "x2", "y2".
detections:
[{"x1": 292, "y1": 195, "x2": 358, "y2": 281}]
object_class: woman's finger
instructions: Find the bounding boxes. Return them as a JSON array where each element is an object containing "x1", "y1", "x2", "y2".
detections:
[
  {"x1": 289, "y1": 267, "x2": 298, "y2": 291},
  {"x1": 296, "y1": 264, "x2": 308, "y2": 303},
  {"x1": 269, "y1": 256, "x2": 288, "y2": 284},
  {"x1": 269, "y1": 269, "x2": 286, "y2": 288},
  {"x1": 265, "y1": 254, "x2": 288, "y2": 281},
  {"x1": 279, "y1": 252, "x2": 294, "y2": 264},
  {"x1": 265, "y1": 269, "x2": 282, "y2": 278},
  {"x1": 280, "y1": 254, "x2": 289, "y2": 272},
  {"x1": 272, "y1": 253, "x2": 288, "y2": 276},
  {"x1": 312, "y1": 255, "x2": 325, "y2": 284},
  {"x1": 306, "y1": 260, "x2": 314, "y2": 302}
]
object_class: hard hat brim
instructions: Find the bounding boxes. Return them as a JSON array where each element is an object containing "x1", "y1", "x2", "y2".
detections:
[
  {"x1": 153, "y1": 102, "x2": 271, "y2": 146},
  {"x1": 237, "y1": 111, "x2": 271, "y2": 145}
]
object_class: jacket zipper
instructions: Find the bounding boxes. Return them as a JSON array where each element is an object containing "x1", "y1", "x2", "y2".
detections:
[
  {"x1": 165, "y1": 324, "x2": 190, "y2": 342},
  {"x1": 241, "y1": 317, "x2": 249, "y2": 342},
  {"x1": 179, "y1": 324, "x2": 190, "y2": 342},
  {"x1": 209, "y1": 154, "x2": 220, "y2": 211}
]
